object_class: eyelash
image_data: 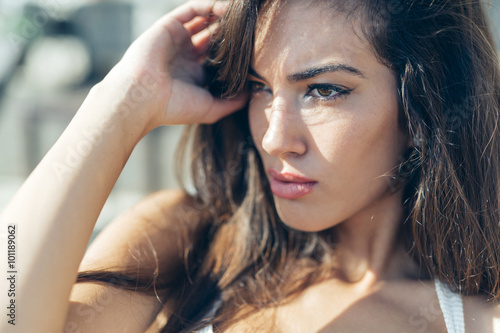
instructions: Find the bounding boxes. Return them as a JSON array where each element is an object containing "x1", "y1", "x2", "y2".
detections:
[{"x1": 248, "y1": 81, "x2": 352, "y2": 102}]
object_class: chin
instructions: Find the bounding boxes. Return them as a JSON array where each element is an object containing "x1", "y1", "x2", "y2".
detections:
[{"x1": 278, "y1": 213, "x2": 338, "y2": 233}]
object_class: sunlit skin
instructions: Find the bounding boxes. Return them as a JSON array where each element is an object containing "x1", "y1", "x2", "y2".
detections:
[{"x1": 248, "y1": 1, "x2": 413, "y2": 283}]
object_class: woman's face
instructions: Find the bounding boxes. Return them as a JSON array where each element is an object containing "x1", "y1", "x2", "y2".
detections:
[{"x1": 248, "y1": 1, "x2": 409, "y2": 232}]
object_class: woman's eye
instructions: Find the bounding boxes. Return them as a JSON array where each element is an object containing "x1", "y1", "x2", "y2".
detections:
[
  {"x1": 307, "y1": 84, "x2": 351, "y2": 100},
  {"x1": 317, "y1": 87, "x2": 335, "y2": 97},
  {"x1": 249, "y1": 81, "x2": 270, "y2": 94}
]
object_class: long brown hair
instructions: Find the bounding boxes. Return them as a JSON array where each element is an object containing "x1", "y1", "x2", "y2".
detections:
[{"x1": 78, "y1": 0, "x2": 500, "y2": 331}]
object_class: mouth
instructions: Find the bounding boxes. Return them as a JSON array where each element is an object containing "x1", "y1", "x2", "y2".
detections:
[{"x1": 268, "y1": 168, "x2": 318, "y2": 199}]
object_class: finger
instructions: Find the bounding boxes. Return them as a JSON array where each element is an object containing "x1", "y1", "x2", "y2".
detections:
[
  {"x1": 192, "y1": 88, "x2": 248, "y2": 124},
  {"x1": 152, "y1": 1, "x2": 220, "y2": 50},
  {"x1": 167, "y1": 82, "x2": 248, "y2": 125},
  {"x1": 166, "y1": 0, "x2": 219, "y2": 25},
  {"x1": 212, "y1": 1, "x2": 229, "y2": 17},
  {"x1": 184, "y1": 14, "x2": 218, "y2": 36},
  {"x1": 202, "y1": 92, "x2": 249, "y2": 124},
  {"x1": 185, "y1": 16, "x2": 210, "y2": 36},
  {"x1": 192, "y1": 22, "x2": 219, "y2": 56},
  {"x1": 193, "y1": 33, "x2": 211, "y2": 60}
]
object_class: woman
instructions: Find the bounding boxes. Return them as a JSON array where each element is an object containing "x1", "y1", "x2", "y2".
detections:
[{"x1": 2, "y1": 0, "x2": 499, "y2": 332}]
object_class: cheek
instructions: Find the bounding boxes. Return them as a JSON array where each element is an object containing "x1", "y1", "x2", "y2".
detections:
[{"x1": 314, "y1": 98, "x2": 405, "y2": 179}]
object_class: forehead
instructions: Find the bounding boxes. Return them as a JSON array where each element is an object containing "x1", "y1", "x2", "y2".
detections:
[{"x1": 253, "y1": 1, "x2": 377, "y2": 75}]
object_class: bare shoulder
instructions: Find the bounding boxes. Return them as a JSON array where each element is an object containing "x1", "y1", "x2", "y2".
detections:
[
  {"x1": 66, "y1": 189, "x2": 205, "y2": 333},
  {"x1": 463, "y1": 293, "x2": 500, "y2": 333},
  {"x1": 80, "y1": 188, "x2": 204, "y2": 272}
]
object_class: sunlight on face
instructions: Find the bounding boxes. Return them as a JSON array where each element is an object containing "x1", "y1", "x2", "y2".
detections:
[{"x1": 248, "y1": 1, "x2": 410, "y2": 232}]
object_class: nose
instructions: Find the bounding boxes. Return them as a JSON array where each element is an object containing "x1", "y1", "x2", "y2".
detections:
[{"x1": 261, "y1": 99, "x2": 307, "y2": 157}]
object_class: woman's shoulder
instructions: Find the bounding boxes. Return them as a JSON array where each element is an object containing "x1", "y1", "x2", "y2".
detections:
[
  {"x1": 463, "y1": 293, "x2": 500, "y2": 333},
  {"x1": 80, "y1": 188, "x2": 205, "y2": 272},
  {"x1": 68, "y1": 189, "x2": 205, "y2": 332}
]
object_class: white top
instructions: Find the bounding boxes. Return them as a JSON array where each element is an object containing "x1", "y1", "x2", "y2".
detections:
[
  {"x1": 198, "y1": 279, "x2": 465, "y2": 333},
  {"x1": 435, "y1": 279, "x2": 465, "y2": 333}
]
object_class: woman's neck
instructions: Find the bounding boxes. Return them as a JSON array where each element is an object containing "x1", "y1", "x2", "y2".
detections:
[{"x1": 332, "y1": 189, "x2": 419, "y2": 287}]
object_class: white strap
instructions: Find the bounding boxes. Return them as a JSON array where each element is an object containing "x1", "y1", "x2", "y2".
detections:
[
  {"x1": 198, "y1": 325, "x2": 214, "y2": 333},
  {"x1": 435, "y1": 279, "x2": 465, "y2": 333}
]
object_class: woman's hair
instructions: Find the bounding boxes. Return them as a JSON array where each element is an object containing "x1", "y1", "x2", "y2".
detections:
[{"x1": 78, "y1": 0, "x2": 500, "y2": 332}]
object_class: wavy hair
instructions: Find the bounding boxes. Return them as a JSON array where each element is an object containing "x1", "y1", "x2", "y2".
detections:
[{"x1": 78, "y1": 0, "x2": 500, "y2": 332}]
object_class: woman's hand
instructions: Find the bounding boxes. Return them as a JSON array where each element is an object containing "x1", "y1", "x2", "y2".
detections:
[{"x1": 100, "y1": 0, "x2": 247, "y2": 131}]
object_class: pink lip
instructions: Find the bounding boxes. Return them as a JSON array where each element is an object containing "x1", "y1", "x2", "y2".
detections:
[{"x1": 268, "y1": 168, "x2": 318, "y2": 199}]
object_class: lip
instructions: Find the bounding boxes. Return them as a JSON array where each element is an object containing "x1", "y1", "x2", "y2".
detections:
[{"x1": 268, "y1": 168, "x2": 318, "y2": 199}]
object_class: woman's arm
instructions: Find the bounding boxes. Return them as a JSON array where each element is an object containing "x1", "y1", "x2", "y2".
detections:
[{"x1": 0, "y1": 2, "x2": 245, "y2": 332}]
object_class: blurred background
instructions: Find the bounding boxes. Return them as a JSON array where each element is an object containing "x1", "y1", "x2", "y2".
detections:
[{"x1": 0, "y1": 0, "x2": 500, "y2": 240}]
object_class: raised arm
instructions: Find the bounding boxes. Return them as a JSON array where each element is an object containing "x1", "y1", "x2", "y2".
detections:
[{"x1": 0, "y1": 1, "x2": 245, "y2": 332}]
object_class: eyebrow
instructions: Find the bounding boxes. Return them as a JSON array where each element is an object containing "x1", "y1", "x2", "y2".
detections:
[{"x1": 248, "y1": 64, "x2": 366, "y2": 83}]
